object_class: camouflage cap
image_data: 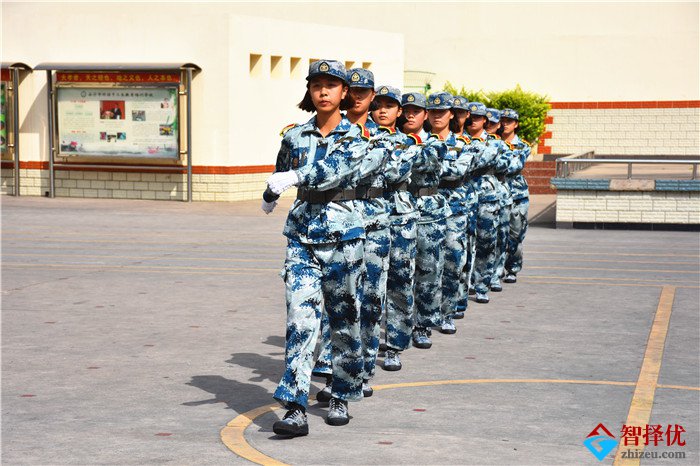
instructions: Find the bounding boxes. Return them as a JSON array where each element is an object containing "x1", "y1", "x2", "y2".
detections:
[
  {"x1": 467, "y1": 101, "x2": 487, "y2": 116},
  {"x1": 347, "y1": 68, "x2": 374, "y2": 88},
  {"x1": 374, "y1": 85, "x2": 402, "y2": 104},
  {"x1": 307, "y1": 60, "x2": 347, "y2": 83},
  {"x1": 426, "y1": 92, "x2": 453, "y2": 110},
  {"x1": 501, "y1": 108, "x2": 520, "y2": 120},
  {"x1": 486, "y1": 108, "x2": 502, "y2": 123},
  {"x1": 401, "y1": 92, "x2": 427, "y2": 109},
  {"x1": 451, "y1": 96, "x2": 470, "y2": 110}
]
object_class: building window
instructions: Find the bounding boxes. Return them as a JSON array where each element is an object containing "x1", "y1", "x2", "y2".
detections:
[
  {"x1": 249, "y1": 53, "x2": 263, "y2": 77},
  {"x1": 270, "y1": 55, "x2": 283, "y2": 79},
  {"x1": 290, "y1": 57, "x2": 302, "y2": 78}
]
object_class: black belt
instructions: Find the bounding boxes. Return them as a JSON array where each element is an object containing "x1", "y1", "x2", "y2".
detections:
[
  {"x1": 385, "y1": 181, "x2": 409, "y2": 192},
  {"x1": 297, "y1": 188, "x2": 357, "y2": 203},
  {"x1": 355, "y1": 186, "x2": 385, "y2": 200},
  {"x1": 408, "y1": 185, "x2": 438, "y2": 197},
  {"x1": 471, "y1": 167, "x2": 496, "y2": 178},
  {"x1": 438, "y1": 179, "x2": 463, "y2": 189},
  {"x1": 296, "y1": 187, "x2": 384, "y2": 203}
]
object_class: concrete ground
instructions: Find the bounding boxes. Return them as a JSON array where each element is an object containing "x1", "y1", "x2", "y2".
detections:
[{"x1": 2, "y1": 194, "x2": 698, "y2": 465}]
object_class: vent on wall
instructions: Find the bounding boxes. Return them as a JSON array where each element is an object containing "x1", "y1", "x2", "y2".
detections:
[
  {"x1": 270, "y1": 55, "x2": 283, "y2": 79},
  {"x1": 290, "y1": 57, "x2": 302, "y2": 78},
  {"x1": 249, "y1": 53, "x2": 262, "y2": 77}
]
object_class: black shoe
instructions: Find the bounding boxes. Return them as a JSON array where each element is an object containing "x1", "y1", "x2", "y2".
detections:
[
  {"x1": 362, "y1": 380, "x2": 373, "y2": 398},
  {"x1": 453, "y1": 311, "x2": 465, "y2": 319},
  {"x1": 476, "y1": 292, "x2": 490, "y2": 304},
  {"x1": 326, "y1": 397, "x2": 349, "y2": 426},
  {"x1": 503, "y1": 273, "x2": 517, "y2": 283},
  {"x1": 378, "y1": 342, "x2": 387, "y2": 352},
  {"x1": 315, "y1": 377, "x2": 332, "y2": 403},
  {"x1": 490, "y1": 282, "x2": 503, "y2": 292},
  {"x1": 273, "y1": 408, "x2": 309, "y2": 437}
]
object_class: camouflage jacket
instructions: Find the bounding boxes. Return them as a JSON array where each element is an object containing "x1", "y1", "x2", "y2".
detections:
[
  {"x1": 354, "y1": 119, "x2": 392, "y2": 232},
  {"x1": 464, "y1": 130, "x2": 500, "y2": 203},
  {"x1": 382, "y1": 129, "x2": 422, "y2": 225},
  {"x1": 487, "y1": 134, "x2": 514, "y2": 207},
  {"x1": 412, "y1": 130, "x2": 450, "y2": 224},
  {"x1": 503, "y1": 134, "x2": 531, "y2": 201},
  {"x1": 436, "y1": 131, "x2": 475, "y2": 217},
  {"x1": 274, "y1": 115, "x2": 371, "y2": 244}
]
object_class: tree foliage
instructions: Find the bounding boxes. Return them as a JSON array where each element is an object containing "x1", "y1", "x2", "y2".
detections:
[{"x1": 443, "y1": 82, "x2": 550, "y2": 145}]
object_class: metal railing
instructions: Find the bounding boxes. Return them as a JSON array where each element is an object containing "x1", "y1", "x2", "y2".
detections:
[{"x1": 555, "y1": 151, "x2": 700, "y2": 180}]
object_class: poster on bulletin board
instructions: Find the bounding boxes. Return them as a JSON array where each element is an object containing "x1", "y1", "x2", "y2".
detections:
[{"x1": 56, "y1": 86, "x2": 179, "y2": 158}]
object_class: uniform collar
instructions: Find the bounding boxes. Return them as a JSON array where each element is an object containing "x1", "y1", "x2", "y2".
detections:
[{"x1": 302, "y1": 115, "x2": 353, "y2": 135}]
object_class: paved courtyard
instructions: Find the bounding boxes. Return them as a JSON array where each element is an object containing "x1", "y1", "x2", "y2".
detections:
[{"x1": 2, "y1": 195, "x2": 698, "y2": 465}]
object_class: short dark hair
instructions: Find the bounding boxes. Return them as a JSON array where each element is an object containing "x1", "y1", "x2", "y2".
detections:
[
  {"x1": 449, "y1": 110, "x2": 465, "y2": 134},
  {"x1": 297, "y1": 83, "x2": 352, "y2": 113}
]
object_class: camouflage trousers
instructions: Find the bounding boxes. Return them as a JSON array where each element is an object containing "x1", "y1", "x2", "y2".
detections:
[
  {"x1": 506, "y1": 198, "x2": 529, "y2": 275},
  {"x1": 457, "y1": 232, "x2": 476, "y2": 312},
  {"x1": 414, "y1": 218, "x2": 446, "y2": 328},
  {"x1": 385, "y1": 219, "x2": 417, "y2": 351},
  {"x1": 473, "y1": 201, "x2": 500, "y2": 295},
  {"x1": 457, "y1": 203, "x2": 478, "y2": 311},
  {"x1": 274, "y1": 237, "x2": 365, "y2": 408},
  {"x1": 494, "y1": 202, "x2": 512, "y2": 285},
  {"x1": 441, "y1": 212, "x2": 468, "y2": 318},
  {"x1": 314, "y1": 227, "x2": 390, "y2": 381}
]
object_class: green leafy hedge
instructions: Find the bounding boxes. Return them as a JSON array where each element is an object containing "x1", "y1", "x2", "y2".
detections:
[{"x1": 443, "y1": 82, "x2": 550, "y2": 145}]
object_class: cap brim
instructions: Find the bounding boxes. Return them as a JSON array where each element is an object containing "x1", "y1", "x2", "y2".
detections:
[{"x1": 306, "y1": 72, "x2": 347, "y2": 83}]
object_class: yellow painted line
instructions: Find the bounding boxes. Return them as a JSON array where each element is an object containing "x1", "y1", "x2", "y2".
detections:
[
  {"x1": 222, "y1": 378, "x2": 699, "y2": 465},
  {"x1": 613, "y1": 286, "x2": 676, "y2": 466},
  {"x1": 2, "y1": 252, "x2": 279, "y2": 263},
  {"x1": 221, "y1": 404, "x2": 289, "y2": 466},
  {"x1": 528, "y1": 265, "x2": 699, "y2": 275},
  {"x1": 657, "y1": 384, "x2": 700, "y2": 391}
]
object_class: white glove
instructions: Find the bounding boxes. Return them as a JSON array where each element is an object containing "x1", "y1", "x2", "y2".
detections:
[
  {"x1": 261, "y1": 199, "x2": 277, "y2": 215},
  {"x1": 267, "y1": 171, "x2": 299, "y2": 195}
]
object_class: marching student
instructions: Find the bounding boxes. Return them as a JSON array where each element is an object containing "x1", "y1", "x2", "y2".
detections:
[
  {"x1": 463, "y1": 102, "x2": 499, "y2": 304},
  {"x1": 500, "y1": 108, "x2": 531, "y2": 284},
  {"x1": 375, "y1": 89, "x2": 423, "y2": 371},
  {"x1": 410, "y1": 92, "x2": 452, "y2": 349},
  {"x1": 435, "y1": 96, "x2": 473, "y2": 335},
  {"x1": 262, "y1": 60, "x2": 372, "y2": 436},
  {"x1": 484, "y1": 108, "x2": 512, "y2": 292}
]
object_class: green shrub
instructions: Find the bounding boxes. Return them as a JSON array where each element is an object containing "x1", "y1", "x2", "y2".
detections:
[{"x1": 443, "y1": 82, "x2": 550, "y2": 145}]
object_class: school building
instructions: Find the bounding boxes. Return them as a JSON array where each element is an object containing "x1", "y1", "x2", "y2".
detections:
[{"x1": 2, "y1": 2, "x2": 698, "y2": 202}]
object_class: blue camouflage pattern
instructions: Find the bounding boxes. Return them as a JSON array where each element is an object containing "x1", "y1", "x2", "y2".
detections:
[
  {"x1": 308, "y1": 59, "x2": 348, "y2": 83},
  {"x1": 402, "y1": 92, "x2": 427, "y2": 109},
  {"x1": 274, "y1": 237, "x2": 365, "y2": 408},
  {"x1": 507, "y1": 198, "x2": 529, "y2": 275},
  {"x1": 426, "y1": 92, "x2": 453, "y2": 110},
  {"x1": 347, "y1": 68, "x2": 374, "y2": 88},
  {"x1": 275, "y1": 116, "x2": 375, "y2": 244}
]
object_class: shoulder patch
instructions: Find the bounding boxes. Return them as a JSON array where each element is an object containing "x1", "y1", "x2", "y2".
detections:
[
  {"x1": 357, "y1": 123, "x2": 370, "y2": 141},
  {"x1": 430, "y1": 133, "x2": 445, "y2": 141},
  {"x1": 456, "y1": 136, "x2": 469, "y2": 145},
  {"x1": 407, "y1": 133, "x2": 422, "y2": 145},
  {"x1": 280, "y1": 123, "x2": 297, "y2": 137},
  {"x1": 379, "y1": 125, "x2": 396, "y2": 134},
  {"x1": 522, "y1": 138, "x2": 531, "y2": 146}
]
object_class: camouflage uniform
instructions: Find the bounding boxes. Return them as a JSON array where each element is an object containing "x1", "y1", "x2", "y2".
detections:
[
  {"x1": 463, "y1": 103, "x2": 500, "y2": 300},
  {"x1": 437, "y1": 131, "x2": 473, "y2": 324},
  {"x1": 383, "y1": 122, "x2": 424, "y2": 351},
  {"x1": 413, "y1": 94, "x2": 451, "y2": 331},
  {"x1": 313, "y1": 117, "x2": 394, "y2": 382},
  {"x1": 504, "y1": 132, "x2": 531, "y2": 277},
  {"x1": 268, "y1": 112, "x2": 374, "y2": 408}
]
